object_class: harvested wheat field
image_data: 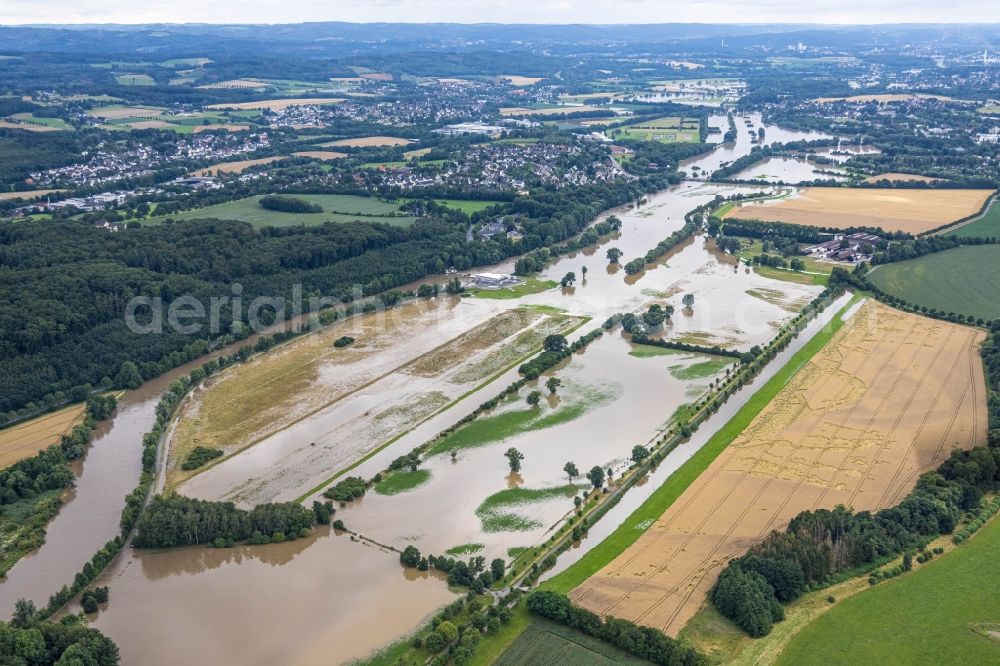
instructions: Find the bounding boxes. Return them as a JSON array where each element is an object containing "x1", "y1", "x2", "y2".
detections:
[
  {"x1": 292, "y1": 150, "x2": 348, "y2": 160},
  {"x1": 499, "y1": 75, "x2": 544, "y2": 86},
  {"x1": 570, "y1": 301, "x2": 986, "y2": 637},
  {"x1": 206, "y1": 98, "x2": 344, "y2": 111},
  {"x1": 0, "y1": 189, "x2": 65, "y2": 201},
  {"x1": 0, "y1": 403, "x2": 87, "y2": 468},
  {"x1": 86, "y1": 106, "x2": 161, "y2": 119},
  {"x1": 192, "y1": 156, "x2": 286, "y2": 176},
  {"x1": 723, "y1": 187, "x2": 993, "y2": 234},
  {"x1": 321, "y1": 136, "x2": 413, "y2": 147}
]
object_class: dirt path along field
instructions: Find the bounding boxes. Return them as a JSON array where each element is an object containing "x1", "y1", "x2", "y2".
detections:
[{"x1": 569, "y1": 301, "x2": 986, "y2": 637}]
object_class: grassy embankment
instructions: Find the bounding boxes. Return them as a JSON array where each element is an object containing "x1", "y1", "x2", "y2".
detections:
[
  {"x1": 470, "y1": 293, "x2": 864, "y2": 665},
  {"x1": 867, "y1": 244, "x2": 1000, "y2": 322}
]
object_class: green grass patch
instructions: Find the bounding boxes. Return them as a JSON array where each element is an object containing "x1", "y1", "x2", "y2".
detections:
[
  {"x1": 445, "y1": 543, "x2": 485, "y2": 556},
  {"x1": 468, "y1": 277, "x2": 559, "y2": 300},
  {"x1": 778, "y1": 512, "x2": 1000, "y2": 665},
  {"x1": 166, "y1": 194, "x2": 415, "y2": 228},
  {"x1": 867, "y1": 245, "x2": 1000, "y2": 321},
  {"x1": 507, "y1": 547, "x2": 527, "y2": 558},
  {"x1": 398, "y1": 198, "x2": 500, "y2": 215},
  {"x1": 495, "y1": 617, "x2": 653, "y2": 665},
  {"x1": 541, "y1": 293, "x2": 862, "y2": 595},
  {"x1": 115, "y1": 74, "x2": 155, "y2": 86},
  {"x1": 606, "y1": 116, "x2": 701, "y2": 144},
  {"x1": 668, "y1": 358, "x2": 733, "y2": 380},
  {"x1": 628, "y1": 344, "x2": 683, "y2": 359},
  {"x1": 424, "y1": 383, "x2": 618, "y2": 458},
  {"x1": 754, "y1": 264, "x2": 828, "y2": 286},
  {"x1": 950, "y1": 198, "x2": 1000, "y2": 238},
  {"x1": 372, "y1": 469, "x2": 431, "y2": 496}
]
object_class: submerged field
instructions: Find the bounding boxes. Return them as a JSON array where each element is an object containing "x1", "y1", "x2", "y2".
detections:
[
  {"x1": 570, "y1": 301, "x2": 986, "y2": 637},
  {"x1": 173, "y1": 303, "x2": 584, "y2": 502},
  {"x1": 778, "y1": 510, "x2": 1000, "y2": 665},
  {"x1": 723, "y1": 187, "x2": 993, "y2": 234},
  {"x1": 867, "y1": 245, "x2": 1000, "y2": 322}
]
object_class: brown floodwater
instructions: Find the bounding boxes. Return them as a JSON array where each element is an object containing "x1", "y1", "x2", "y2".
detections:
[
  {"x1": 1, "y1": 134, "x2": 819, "y2": 658},
  {"x1": 681, "y1": 113, "x2": 835, "y2": 179},
  {"x1": 0, "y1": 323, "x2": 295, "y2": 612},
  {"x1": 730, "y1": 155, "x2": 847, "y2": 184},
  {"x1": 87, "y1": 528, "x2": 456, "y2": 665}
]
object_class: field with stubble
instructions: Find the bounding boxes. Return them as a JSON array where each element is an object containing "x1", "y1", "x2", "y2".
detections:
[
  {"x1": 0, "y1": 403, "x2": 86, "y2": 468},
  {"x1": 723, "y1": 187, "x2": 993, "y2": 234},
  {"x1": 570, "y1": 301, "x2": 986, "y2": 637}
]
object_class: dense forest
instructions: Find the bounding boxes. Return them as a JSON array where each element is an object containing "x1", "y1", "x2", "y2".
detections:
[
  {"x1": 133, "y1": 495, "x2": 315, "y2": 548},
  {"x1": 0, "y1": 610, "x2": 119, "y2": 665}
]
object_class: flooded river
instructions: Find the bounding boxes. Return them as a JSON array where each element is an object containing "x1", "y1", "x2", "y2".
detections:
[{"x1": 1, "y1": 129, "x2": 832, "y2": 663}]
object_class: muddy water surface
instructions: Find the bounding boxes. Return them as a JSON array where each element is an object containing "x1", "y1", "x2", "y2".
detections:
[{"x1": 89, "y1": 528, "x2": 456, "y2": 665}]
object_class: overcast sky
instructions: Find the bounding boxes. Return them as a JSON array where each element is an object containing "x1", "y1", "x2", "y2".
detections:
[{"x1": 2, "y1": 0, "x2": 997, "y2": 26}]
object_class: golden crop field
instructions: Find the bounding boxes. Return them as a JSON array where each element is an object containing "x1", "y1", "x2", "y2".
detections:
[
  {"x1": 0, "y1": 120, "x2": 60, "y2": 132},
  {"x1": 191, "y1": 156, "x2": 287, "y2": 176},
  {"x1": 0, "y1": 189, "x2": 65, "y2": 200},
  {"x1": 570, "y1": 301, "x2": 986, "y2": 637},
  {"x1": 723, "y1": 187, "x2": 993, "y2": 234},
  {"x1": 320, "y1": 136, "x2": 413, "y2": 147},
  {"x1": 0, "y1": 403, "x2": 87, "y2": 468},
  {"x1": 86, "y1": 106, "x2": 162, "y2": 119},
  {"x1": 205, "y1": 98, "x2": 344, "y2": 111},
  {"x1": 499, "y1": 75, "x2": 545, "y2": 86}
]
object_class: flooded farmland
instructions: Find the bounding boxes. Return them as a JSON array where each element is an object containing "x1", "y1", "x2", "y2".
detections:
[
  {"x1": 681, "y1": 112, "x2": 835, "y2": 178},
  {"x1": 1, "y1": 132, "x2": 831, "y2": 663},
  {"x1": 729, "y1": 155, "x2": 847, "y2": 183}
]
